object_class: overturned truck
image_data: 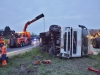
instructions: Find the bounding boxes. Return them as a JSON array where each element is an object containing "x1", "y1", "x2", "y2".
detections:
[{"x1": 39, "y1": 25, "x2": 91, "y2": 58}]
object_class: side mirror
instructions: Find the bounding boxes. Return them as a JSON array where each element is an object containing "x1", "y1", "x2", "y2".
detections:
[{"x1": 78, "y1": 25, "x2": 87, "y2": 29}]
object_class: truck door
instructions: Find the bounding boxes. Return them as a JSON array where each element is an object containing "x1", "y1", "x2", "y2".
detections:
[
  {"x1": 63, "y1": 27, "x2": 73, "y2": 57},
  {"x1": 81, "y1": 29, "x2": 88, "y2": 55}
]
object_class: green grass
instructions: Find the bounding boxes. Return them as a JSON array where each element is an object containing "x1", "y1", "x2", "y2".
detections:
[
  {"x1": 0, "y1": 48, "x2": 42, "y2": 75},
  {"x1": 88, "y1": 52, "x2": 100, "y2": 69},
  {"x1": 88, "y1": 52, "x2": 100, "y2": 59},
  {"x1": 0, "y1": 48, "x2": 100, "y2": 75}
]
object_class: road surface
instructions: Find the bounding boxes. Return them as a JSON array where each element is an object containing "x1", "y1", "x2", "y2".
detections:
[
  {"x1": 7, "y1": 45, "x2": 34, "y2": 52},
  {"x1": 7, "y1": 40, "x2": 40, "y2": 52},
  {"x1": 5, "y1": 39, "x2": 100, "y2": 57},
  {"x1": 2, "y1": 40, "x2": 40, "y2": 57}
]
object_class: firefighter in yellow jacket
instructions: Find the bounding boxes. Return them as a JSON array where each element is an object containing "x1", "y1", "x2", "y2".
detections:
[{"x1": 0, "y1": 43, "x2": 7, "y2": 66}]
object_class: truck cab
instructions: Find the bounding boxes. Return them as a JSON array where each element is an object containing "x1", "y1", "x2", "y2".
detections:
[{"x1": 60, "y1": 25, "x2": 90, "y2": 58}]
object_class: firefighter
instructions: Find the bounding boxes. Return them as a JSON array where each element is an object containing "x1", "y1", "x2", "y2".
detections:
[{"x1": 0, "y1": 43, "x2": 7, "y2": 66}]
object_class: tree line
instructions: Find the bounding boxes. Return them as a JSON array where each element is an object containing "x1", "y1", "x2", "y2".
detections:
[
  {"x1": 0, "y1": 26, "x2": 12, "y2": 37},
  {"x1": 0, "y1": 26, "x2": 38, "y2": 39}
]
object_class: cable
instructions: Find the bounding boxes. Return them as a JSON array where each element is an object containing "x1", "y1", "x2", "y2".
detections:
[{"x1": 43, "y1": 17, "x2": 45, "y2": 32}]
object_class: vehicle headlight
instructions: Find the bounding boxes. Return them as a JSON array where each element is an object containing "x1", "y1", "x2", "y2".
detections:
[{"x1": 34, "y1": 39, "x2": 37, "y2": 40}]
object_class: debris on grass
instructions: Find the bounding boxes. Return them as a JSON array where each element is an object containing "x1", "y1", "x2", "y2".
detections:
[{"x1": 0, "y1": 47, "x2": 100, "y2": 75}]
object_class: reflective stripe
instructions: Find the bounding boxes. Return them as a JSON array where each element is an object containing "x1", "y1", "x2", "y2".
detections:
[{"x1": 1, "y1": 46, "x2": 7, "y2": 54}]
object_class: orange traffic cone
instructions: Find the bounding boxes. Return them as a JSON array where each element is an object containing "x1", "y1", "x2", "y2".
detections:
[{"x1": 2, "y1": 60, "x2": 7, "y2": 66}]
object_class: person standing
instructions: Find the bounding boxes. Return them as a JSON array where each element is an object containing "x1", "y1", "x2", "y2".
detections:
[{"x1": 0, "y1": 43, "x2": 7, "y2": 66}]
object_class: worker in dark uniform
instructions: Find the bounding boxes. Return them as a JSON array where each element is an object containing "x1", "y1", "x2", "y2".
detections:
[{"x1": 0, "y1": 43, "x2": 7, "y2": 66}]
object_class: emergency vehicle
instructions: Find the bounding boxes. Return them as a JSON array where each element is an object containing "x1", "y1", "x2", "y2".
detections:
[{"x1": 8, "y1": 13, "x2": 44, "y2": 48}]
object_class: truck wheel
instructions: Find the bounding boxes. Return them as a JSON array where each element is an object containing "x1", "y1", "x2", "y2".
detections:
[
  {"x1": 92, "y1": 39, "x2": 98, "y2": 48},
  {"x1": 20, "y1": 42, "x2": 23, "y2": 47},
  {"x1": 49, "y1": 25, "x2": 61, "y2": 34},
  {"x1": 9, "y1": 46, "x2": 13, "y2": 48},
  {"x1": 22, "y1": 42, "x2": 25, "y2": 46},
  {"x1": 16, "y1": 45, "x2": 19, "y2": 48},
  {"x1": 49, "y1": 47, "x2": 56, "y2": 56},
  {"x1": 49, "y1": 47, "x2": 54, "y2": 56},
  {"x1": 28, "y1": 40, "x2": 31, "y2": 45},
  {"x1": 29, "y1": 40, "x2": 32, "y2": 45}
]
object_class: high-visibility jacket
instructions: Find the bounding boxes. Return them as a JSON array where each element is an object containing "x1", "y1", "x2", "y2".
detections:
[{"x1": 1, "y1": 46, "x2": 7, "y2": 55}]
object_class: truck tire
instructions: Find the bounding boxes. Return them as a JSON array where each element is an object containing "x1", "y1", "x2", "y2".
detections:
[
  {"x1": 49, "y1": 25, "x2": 61, "y2": 34},
  {"x1": 10, "y1": 39, "x2": 14, "y2": 47},
  {"x1": 16, "y1": 45, "x2": 19, "y2": 48},
  {"x1": 28, "y1": 40, "x2": 31, "y2": 45},
  {"x1": 29, "y1": 40, "x2": 32, "y2": 45},
  {"x1": 9, "y1": 46, "x2": 13, "y2": 48},
  {"x1": 28, "y1": 41, "x2": 29, "y2": 45},
  {"x1": 20, "y1": 42, "x2": 23, "y2": 47},
  {"x1": 49, "y1": 47, "x2": 55, "y2": 56},
  {"x1": 22, "y1": 42, "x2": 25, "y2": 46},
  {"x1": 92, "y1": 39, "x2": 98, "y2": 48}
]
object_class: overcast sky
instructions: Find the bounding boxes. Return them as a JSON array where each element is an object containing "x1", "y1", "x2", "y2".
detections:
[{"x1": 0, "y1": 0, "x2": 100, "y2": 34}]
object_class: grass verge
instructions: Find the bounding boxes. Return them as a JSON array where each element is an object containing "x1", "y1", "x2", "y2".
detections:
[{"x1": 0, "y1": 47, "x2": 100, "y2": 75}]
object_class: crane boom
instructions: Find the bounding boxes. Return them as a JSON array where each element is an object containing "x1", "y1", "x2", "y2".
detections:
[{"x1": 23, "y1": 13, "x2": 44, "y2": 32}]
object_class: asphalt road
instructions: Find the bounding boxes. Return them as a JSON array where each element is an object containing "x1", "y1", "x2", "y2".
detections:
[{"x1": 7, "y1": 40, "x2": 40, "y2": 52}]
